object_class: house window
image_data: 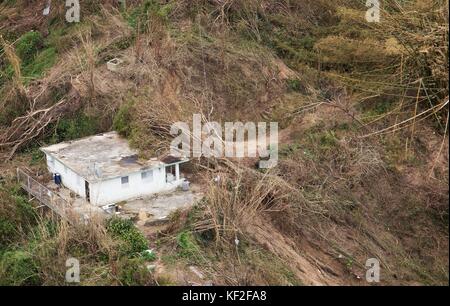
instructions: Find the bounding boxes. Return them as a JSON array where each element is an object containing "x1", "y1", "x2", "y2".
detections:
[
  {"x1": 141, "y1": 170, "x2": 154, "y2": 182},
  {"x1": 121, "y1": 176, "x2": 129, "y2": 187}
]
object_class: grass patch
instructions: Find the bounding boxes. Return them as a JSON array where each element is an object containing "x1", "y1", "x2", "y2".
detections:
[
  {"x1": 2, "y1": 31, "x2": 58, "y2": 83},
  {"x1": 124, "y1": 0, "x2": 173, "y2": 30},
  {"x1": 15, "y1": 31, "x2": 43, "y2": 66},
  {"x1": 279, "y1": 143, "x2": 302, "y2": 158},
  {"x1": 22, "y1": 47, "x2": 57, "y2": 80}
]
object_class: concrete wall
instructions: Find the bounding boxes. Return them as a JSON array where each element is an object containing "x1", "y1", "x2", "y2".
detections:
[
  {"x1": 45, "y1": 153, "x2": 86, "y2": 197},
  {"x1": 45, "y1": 153, "x2": 184, "y2": 206},
  {"x1": 89, "y1": 164, "x2": 183, "y2": 206}
]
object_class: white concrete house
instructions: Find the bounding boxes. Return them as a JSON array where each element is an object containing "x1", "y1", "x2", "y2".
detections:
[{"x1": 40, "y1": 132, "x2": 188, "y2": 206}]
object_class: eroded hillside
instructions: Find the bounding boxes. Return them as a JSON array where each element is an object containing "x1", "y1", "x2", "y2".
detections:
[{"x1": 0, "y1": 0, "x2": 448, "y2": 285}]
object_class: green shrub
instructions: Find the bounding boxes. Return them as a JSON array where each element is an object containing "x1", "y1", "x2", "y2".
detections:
[
  {"x1": 0, "y1": 217, "x2": 16, "y2": 247},
  {"x1": 22, "y1": 47, "x2": 57, "y2": 79},
  {"x1": 0, "y1": 185, "x2": 37, "y2": 246},
  {"x1": 3, "y1": 31, "x2": 57, "y2": 82},
  {"x1": 319, "y1": 131, "x2": 338, "y2": 149},
  {"x1": 113, "y1": 101, "x2": 134, "y2": 137},
  {"x1": 286, "y1": 79, "x2": 303, "y2": 92},
  {"x1": 304, "y1": 128, "x2": 340, "y2": 153},
  {"x1": 125, "y1": 0, "x2": 172, "y2": 30},
  {"x1": 13, "y1": 192, "x2": 38, "y2": 223},
  {"x1": 30, "y1": 147, "x2": 45, "y2": 165},
  {"x1": 176, "y1": 231, "x2": 200, "y2": 259},
  {"x1": 117, "y1": 258, "x2": 153, "y2": 286},
  {"x1": 0, "y1": 250, "x2": 40, "y2": 286},
  {"x1": 15, "y1": 31, "x2": 43, "y2": 65},
  {"x1": 50, "y1": 113, "x2": 98, "y2": 143},
  {"x1": 141, "y1": 249, "x2": 157, "y2": 262},
  {"x1": 106, "y1": 218, "x2": 148, "y2": 255}
]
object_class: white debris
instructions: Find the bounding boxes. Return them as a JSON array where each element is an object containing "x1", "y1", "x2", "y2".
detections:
[
  {"x1": 43, "y1": 0, "x2": 51, "y2": 16},
  {"x1": 107, "y1": 58, "x2": 124, "y2": 72},
  {"x1": 189, "y1": 266, "x2": 204, "y2": 280}
]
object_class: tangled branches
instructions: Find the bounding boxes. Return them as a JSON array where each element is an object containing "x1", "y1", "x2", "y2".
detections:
[{"x1": 0, "y1": 86, "x2": 81, "y2": 159}]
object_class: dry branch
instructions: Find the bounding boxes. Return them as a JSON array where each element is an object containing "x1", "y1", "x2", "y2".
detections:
[{"x1": 0, "y1": 87, "x2": 81, "y2": 159}]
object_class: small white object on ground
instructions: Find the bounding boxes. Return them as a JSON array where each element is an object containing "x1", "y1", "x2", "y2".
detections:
[
  {"x1": 43, "y1": 1, "x2": 51, "y2": 16},
  {"x1": 107, "y1": 58, "x2": 124, "y2": 72},
  {"x1": 189, "y1": 266, "x2": 204, "y2": 280}
]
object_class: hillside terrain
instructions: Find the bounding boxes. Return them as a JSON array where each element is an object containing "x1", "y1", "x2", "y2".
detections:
[{"x1": 0, "y1": 0, "x2": 448, "y2": 285}]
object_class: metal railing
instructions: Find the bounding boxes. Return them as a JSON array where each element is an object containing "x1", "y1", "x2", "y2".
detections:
[{"x1": 17, "y1": 168, "x2": 72, "y2": 222}]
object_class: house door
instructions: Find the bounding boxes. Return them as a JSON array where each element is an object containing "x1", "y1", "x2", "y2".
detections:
[
  {"x1": 85, "y1": 181, "x2": 90, "y2": 202},
  {"x1": 166, "y1": 165, "x2": 176, "y2": 183}
]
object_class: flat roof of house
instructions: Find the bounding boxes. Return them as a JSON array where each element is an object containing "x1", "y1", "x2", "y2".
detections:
[{"x1": 40, "y1": 131, "x2": 188, "y2": 182}]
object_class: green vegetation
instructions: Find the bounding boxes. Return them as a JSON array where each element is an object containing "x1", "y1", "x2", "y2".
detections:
[
  {"x1": 117, "y1": 257, "x2": 153, "y2": 286},
  {"x1": 286, "y1": 79, "x2": 303, "y2": 93},
  {"x1": 2, "y1": 31, "x2": 58, "y2": 82},
  {"x1": 113, "y1": 101, "x2": 135, "y2": 137},
  {"x1": 15, "y1": 31, "x2": 43, "y2": 66},
  {"x1": 0, "y1": 178, "x2": 153, "y2": 285},
  {"x1": 176, "y1": 230, "x2": 201, "y2": 260},
  {"x1": 107, "y1": 218, "x2": 148, "y2": 256},
  {"x1": 141, "y1": 249, "x2": 157, "y2": 262},
  {"x1": 279, "y1": 143, "x2": 302, "y2": 158},
  {"x1": 125, "y1": 0, "x2": 173, "y2": 29},
  {"x1": 0, "y1": 0, "x2": 447, "y2": 286},
  {"x1": 22, "y1": 47, "x2": 57, "y2": 80},
  {"x1": 49, "y1": 113, "x2": 99, "y2": 144},
  {"x1": 0, "y1": 250, "x2": 40, "y2": 286},
  {"x1": 318, "y1": 130, "x2": 339, "y2": 150},
  {"x1": 0, "y1": 217, "x2": 16, "y2": 246}
]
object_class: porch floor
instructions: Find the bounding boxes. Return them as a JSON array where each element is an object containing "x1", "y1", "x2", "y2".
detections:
[
  {"x1": 45, "y1": 181, "x2": 202, "y2": 225},
  {"x1": 119, "y1": 189, "x2": 203, "y2": 225}
]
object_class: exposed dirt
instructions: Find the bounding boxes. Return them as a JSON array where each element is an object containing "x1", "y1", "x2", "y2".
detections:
[{"x1": 0, "y1": 1, "x2": 447, "y2": 286}]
